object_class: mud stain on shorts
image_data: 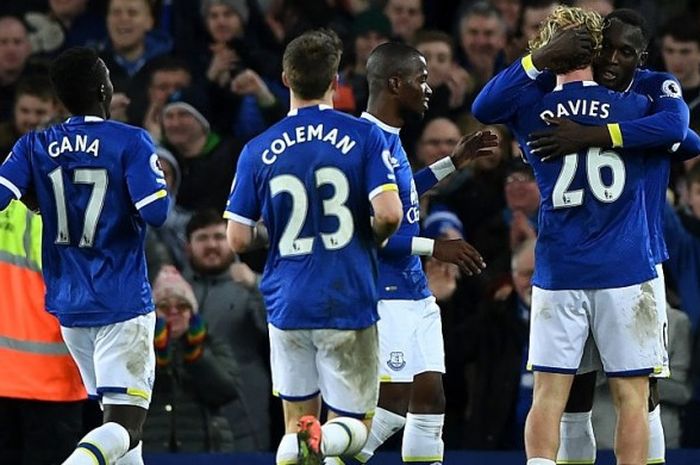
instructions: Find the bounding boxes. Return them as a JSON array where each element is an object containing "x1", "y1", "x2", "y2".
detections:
[{"x1": 631, "y1": 282, "x2": 658, "y2": 345}]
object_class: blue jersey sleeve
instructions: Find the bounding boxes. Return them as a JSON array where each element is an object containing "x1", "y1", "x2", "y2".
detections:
[
  {"x1": 224, "y1": 145, "x2": 259, "y2": 225},
  {"x1": 365, "y1": 124, "x2": 398, "y2": 200},
  {"x1": 674, "y1": 129, "x2": 700, "y2": 161},
  {"x1": 472, "y1": 55, "x2": 544, "y2": 124},
  {"x1": 0, "y1": 136, "x2": 33, "y2": 211},
  {"x1": 124, "y1": 129, "x2": 169, "y2": 226},
  {"x1": 414, "y1": 167, "x2": 439, "y2": 196},
  {"x1": 381, "y1": 234, "x2": 414, "y2": 257},
  {"x1": 611, "y1": 73, "x2": 689, "y2": 149}
]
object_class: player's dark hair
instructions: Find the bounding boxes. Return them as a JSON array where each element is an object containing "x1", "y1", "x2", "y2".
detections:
[
  {"x1": 604, "y1": 9, "x2": 651, "y2": 47},
  {"x1": 186, "y1": 208, "x2": 226, "y2": 241},
  {"x1": 687, "y1": 162, "x2": 700, "y2": 187},
  {"x1": 366, "y1": 42, "x2": 424, "y2": 95},
  {"x1": 14, "y1": 75, "x2": 54, "y2": 103},
  {"x1": 283, "y1": 28, "x2": 343, "y2": 100},
  {"x1": 49, "y1": 47, "x2": 104, "y2": 115},
  {"x1": 659, "y1": 13, "x2": 700, "y2": 47}
]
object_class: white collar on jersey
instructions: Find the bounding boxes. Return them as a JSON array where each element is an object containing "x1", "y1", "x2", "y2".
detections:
[
  {"x1": 552, "y1": 80, "x2": 598, "y2": 92},
  {"x1": 287, "y1": 104, "x2": 332, "y2": 117},
  {"x1": 360, "y1": 111, "x2": 401, "y2": 134},
  {"x1": 64, "y1": 116, "x2": 105, "y2": 123}
]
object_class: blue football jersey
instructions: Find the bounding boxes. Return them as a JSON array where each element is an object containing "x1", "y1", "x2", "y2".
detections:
[
  {"x1": 224, "y1": 105, "x2": 397, "y2": 330},
  {"x1": 475, "y1": 78, "x2": 656, "y2": 289},
  {"x1": 361, "y1": 112, "x2": 430, "y2": 301},
  {"x1": 624, "y1": 69, "x2": 688, "y2": 264},
  {"x1": 475, "y1": 57, "x2": 688, "y2": 266},
  {"x1": 0, "y1": 116, "x2": 168, "y2": 327}
]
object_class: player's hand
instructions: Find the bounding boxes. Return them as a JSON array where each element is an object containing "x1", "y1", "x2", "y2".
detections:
[
  {"x1": 531, "y1": 26, "x2": 594, "y2": 71},
  {"x1": 450, "y1": 130, "x2": 499, "y2": 169},
  {"x1": 432, "y1": 238, "x2": 486, "y2": 276},
  {"x1": 527, "y1": 117, "x2": 586, "y2": 160}
]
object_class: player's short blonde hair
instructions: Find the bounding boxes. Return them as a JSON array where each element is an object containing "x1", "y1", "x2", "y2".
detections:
[{"x1": 529, "y1": 6, "x2": 603, "y2": 72}]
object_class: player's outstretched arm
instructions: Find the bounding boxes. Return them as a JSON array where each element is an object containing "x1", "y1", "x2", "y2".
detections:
[
  {"x1": 413, "y1": 131, "x2": 499, "y2": 196},
  {"x1": 370, "y1": 190, "x2": 402, "y2": 244}
]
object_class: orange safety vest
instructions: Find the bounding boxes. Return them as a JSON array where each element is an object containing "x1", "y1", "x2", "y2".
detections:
[{"x1": 0, "y1": 201, "x2": 86, "y2": 401}]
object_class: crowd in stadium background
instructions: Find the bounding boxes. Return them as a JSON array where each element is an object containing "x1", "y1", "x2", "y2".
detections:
[{"x1": 1, "y1": 0, "x2": 700, "y2": 459}]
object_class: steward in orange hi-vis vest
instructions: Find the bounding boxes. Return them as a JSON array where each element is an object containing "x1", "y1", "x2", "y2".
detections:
[{"x1": 0, "y1": 200, "x2": 85, "y2": 401}]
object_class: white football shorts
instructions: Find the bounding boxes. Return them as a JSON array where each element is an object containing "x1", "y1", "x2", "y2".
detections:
[
  {"x1": 577, "y1": 265, "x2": 670, "y2": 378},
  {"x1": 268, "y1": 324, "x2": 379, "y2": 419},
  {"x1": 377, "y1": 296, "x2": 446, "y2": 383},
  {"x1": 61, "y1": 312, "x2": 156, "y2": 409},
  {"x1": 529, "y1": 274, "x2": 666, "y2": 377}
]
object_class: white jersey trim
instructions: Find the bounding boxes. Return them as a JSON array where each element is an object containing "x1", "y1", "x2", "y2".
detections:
[
  {"x1": 135, "y1": 189, "x2": 167, "y2": 210},
  {"x1": 361, "y1": 112, "x2": 401, "y2": 134},
  {"x1": 0, "y1": 176, "x2": 21, "y2": 199},
  {"x1": 223, "y1": 211, "x2": 257, "y2": 226}
]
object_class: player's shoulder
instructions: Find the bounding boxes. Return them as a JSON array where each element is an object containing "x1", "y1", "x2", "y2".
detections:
[{"x1": 633, "y1": 69, "x2": 683, "y2": 98}]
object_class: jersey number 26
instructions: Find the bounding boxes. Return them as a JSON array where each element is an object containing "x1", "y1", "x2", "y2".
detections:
[{"x1": 553, "y1": 147, "x2": 625, "y2": 209}]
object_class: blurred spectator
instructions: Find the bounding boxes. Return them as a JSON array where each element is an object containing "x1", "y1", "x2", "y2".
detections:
[
  {"x1": 23, "y1": 0, "x2": 107, "y2": 58},
  {"x1": 663, "y1": 163, "x2": 700, "y2": 329},
  {"x1": 183, "y1": 210, "x2": 271, "y2": 451},
  {"x1": 491, "y1": 0, "x2": 521, "y2": 34},
  {"x1": 0, "y1": 75, "x2": 57, "y2": 156},
  {"x1": 161, "y1": 87, "x2": 241, "y2": 212},
  {"x1": 0, "y1": 16, "x2": 38, "y2": 122},
  {"x1": 457, "y1": 1, "x2": 507, "y2": 89},
  {"x1": 336, "y1": 8, "x2": 391, "y2": 115},
  {"x1": 143, "y1": 266, "x2": 240, "y2": 453},
  {"x1": 659, "y1": 14, "x2": 700, "y2": 132},
  {"x1": 592, "y1": 304, "x2": 692, "y2": 448},
  {"x1": 443, "y1": 237, "x2": 534, "y2": 449},
  {"x1": 101, "y1": 0, "x2": 173, "y2": 121},
  {"x1": 414, "y1": 30, "x2": 474, "y2": 123},
  {"x1": 383, "y1": 0, "x2": 424, "y2": 43},
  {"x1": 145, "y1": 146, "x2": 193, "y2": 279},
  {"x1": 139, "y1": 56, "x2": 193, "y2": 140},
  {"x1": 0, "y1": 200, "x2": 87, "y2": 465},
  {"x1": 200, "y1": 0, "x2": 287, "y2": 140},
  {"x1": 508, "y1": 0, "x2": 557, "y2": 62},
  {"x1": 573, "y1": 0, "x2": 614, "y2": 16},
  {"x1": 414, "y1": 117, "x2": 462, "y2": 169},
  {"x1": 503, "y1": 161, "x2": 539, "y2": 249}
]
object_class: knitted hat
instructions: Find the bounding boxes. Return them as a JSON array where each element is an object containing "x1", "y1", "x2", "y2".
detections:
[
  {"x1": 200, "y1": 0, "x2": 249, "y2": 24},
  {"x1": 163, "y1": 86, "x2": 211, "y2": 133},
  {"x1": 352, "y1": 8, "x2": 392, "y2": 38},
  {"x1": 153, "y1": 266, "x2": 198, "y2": 313},
  {"x1": 423, "y1": 207, "x2": 464, "y2": 239},
  {"x1": 155, "y1": 145, "x2": 181, "y2": 193}
]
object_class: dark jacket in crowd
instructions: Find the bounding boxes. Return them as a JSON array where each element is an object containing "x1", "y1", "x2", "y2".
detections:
[{"x1": 143, "y1": 333, "x2": 240, "y2": 453}]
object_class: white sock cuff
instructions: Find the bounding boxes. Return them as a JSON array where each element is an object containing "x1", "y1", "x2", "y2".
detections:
[
  {"x1": 276, "y1": 433, "x2": 298, "y2": 465},
  {"x1": 405, "y1": 412, "x2": 445, "y2": 428},
  {"x1": 115, "y1": 441, "x2": 143, "y2": 465},
  {"x1": 78, "y1": 422, "x2": 131, "y2": 464},
  {"x1": 323, "y1": 417, "x2": 368, "y2": 457},
  {"x1": 375, "y1": 407, "x2": 407, "y2": 429},
  {"x1": 527, "y1": 459, "x2": 556, "y2": 465},
  {"x1": 561, "y1": 411, "x2": 592, "y2": 422}
]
